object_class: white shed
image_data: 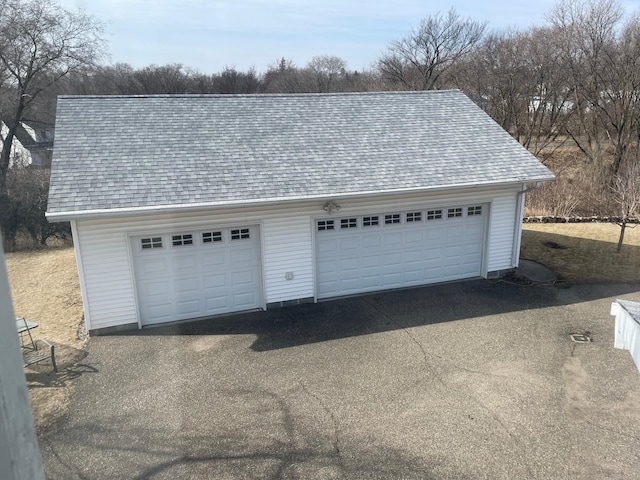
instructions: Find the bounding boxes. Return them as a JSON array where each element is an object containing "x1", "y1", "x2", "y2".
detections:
[{"x1": 46, "y1": 90, "x2": 555, "y2": 333}]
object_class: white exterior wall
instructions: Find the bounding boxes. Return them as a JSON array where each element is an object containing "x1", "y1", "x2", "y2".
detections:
[
  {"x1": 611, "y1": 301, "x2": 640, "y2": 372},
  {"x1": 2, "y1": 122, "x2": 32, "y2": 167},
  {"x1": 72, "y1": 185, "x2": 524, "y2": 331},
  {"x1": 0, "y1": 248, "x2": 45, "y2": 479},
  {"x1": 486, "y1": 191, "x2": 521, "y2": 271},
  {"x1": 262, "y1": 215, "x2": 314, "y2": 303}
]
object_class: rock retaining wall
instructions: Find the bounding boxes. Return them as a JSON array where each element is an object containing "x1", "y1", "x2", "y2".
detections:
[{"x1": 523, "y1": 216, "x2": 639, "y2": 224}]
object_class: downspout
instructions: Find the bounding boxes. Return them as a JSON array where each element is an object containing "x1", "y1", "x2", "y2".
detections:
[{"x1": 512, "y1": 182, "x2": 542, "y2": 267}]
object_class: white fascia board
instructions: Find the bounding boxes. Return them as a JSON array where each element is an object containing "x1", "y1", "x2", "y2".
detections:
[{"x1": 46, "y1": 177, "x2": 555, "y2": 222}]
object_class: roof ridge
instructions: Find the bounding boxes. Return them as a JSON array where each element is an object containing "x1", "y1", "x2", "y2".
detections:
[{"x1": 57, "y1": 90, "x2": 462, "y2": 100}]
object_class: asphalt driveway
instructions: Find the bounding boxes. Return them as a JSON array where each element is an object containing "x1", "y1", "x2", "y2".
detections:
[{"x1": 40, "y1": 280, "x2": 640, "y2": 479}]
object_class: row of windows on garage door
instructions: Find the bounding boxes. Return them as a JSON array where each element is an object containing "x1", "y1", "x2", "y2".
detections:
[
  {"x1": 316, "y1": 205, "x2": 483, "y2": 231},
  {"x1": 131, "y1": 204, "x2": 487, "y2": 326}
]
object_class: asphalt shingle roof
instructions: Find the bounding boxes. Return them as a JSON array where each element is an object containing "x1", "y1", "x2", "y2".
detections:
[{"x1": 47, "y1": 90, "x2": 554, "y2": 217}]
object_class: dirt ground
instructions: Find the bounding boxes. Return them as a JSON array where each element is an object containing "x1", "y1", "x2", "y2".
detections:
[{"x1": 6, "y1": 246, "x2": 85, "y2": 435}]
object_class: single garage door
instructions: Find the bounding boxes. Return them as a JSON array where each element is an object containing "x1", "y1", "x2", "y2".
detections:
[
  {"x1": 316, "y1": 204, "x2": 486, "y2": 299},
  {"x1": 132, "y1": 225, "x2": 262, "y2": 325}
]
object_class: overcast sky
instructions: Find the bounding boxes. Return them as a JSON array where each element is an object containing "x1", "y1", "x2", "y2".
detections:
[{"x1": 60, "y1": 0, "x2": 640, "y2": 74}]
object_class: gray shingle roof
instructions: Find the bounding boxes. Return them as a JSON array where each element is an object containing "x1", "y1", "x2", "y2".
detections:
[{"x1": 47, "y1": 90, "x2": 554, "y2": 217}]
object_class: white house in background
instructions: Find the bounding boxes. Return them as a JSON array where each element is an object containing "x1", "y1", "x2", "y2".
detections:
[
  {"x1": 46, "y1": 90, "x2": 555, "y2": 333},
  {"x1": 1, "y1": 120, "x2": 54, "y2": 167}
]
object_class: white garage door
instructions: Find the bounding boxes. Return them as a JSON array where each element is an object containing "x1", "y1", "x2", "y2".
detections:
[
  {"x1": 316, "y1": 204, "x2": 486, "y2": 299},
  {"x1": 132, "y1": 226, "x2": 262, "y2": 325}
]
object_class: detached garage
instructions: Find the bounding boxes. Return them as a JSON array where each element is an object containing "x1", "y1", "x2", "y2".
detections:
[{"x1": 46, "y1": 90, "x2": 554, "y2": 332}]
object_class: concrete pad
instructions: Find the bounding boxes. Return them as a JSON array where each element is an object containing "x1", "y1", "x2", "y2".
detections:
[
  {"x1": 516, "y1": 259, "x2": 559, "y2": 284},
  {"x1": 40, "y1": 281, "x2": 640, "y2": 479}
]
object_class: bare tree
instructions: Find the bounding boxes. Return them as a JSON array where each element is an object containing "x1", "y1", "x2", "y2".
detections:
[
  {"x1": 463, "y1": 28, "x2": 573, "y2": 162},
  {"x1": 0, "y1": 0, "x2": 104, "y2": 243},
  {"x1": 600, "y1": 14, "x2": 640, "y2": 174},
  {"x1": 546, "y1": 0, "x2": 638, "y2": 173},
  {"x1": 378, "y1": 9, "x2": 487, "y2": 90},
  {"x1": 307, "y1": 55, "x2": 346, "y2": 92},
  {"x1": 608, "y1": 161, "x2": 640, "y2": 252},
  {"x1": 463, "y1": 31, "x2": 529, "y2": 135},
  {"x1": 58, "y1": 63, "x2": 143, "y2": 96},
  {"x1": 5, "y1": 165, "x2": 69, "y2": 249},
  {"x1": 131, "y1": 63, "x2": 191, "y2": 94},
  {"x1": 262, "y1": 58, "x2": 313, "y2": 93},
  {"x1": 519, "y1": 28, "x2": 575, "y2": 160},
  {"x1": 212, "y1": 67, "x2": 261, "y2": 94}
]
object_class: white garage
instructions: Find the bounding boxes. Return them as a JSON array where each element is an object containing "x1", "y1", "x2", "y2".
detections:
[
  {"x1": 316, "y1": 204, "x2": 486, "y2": 299},
  {"x1": 46, "y1": 90, "x2": 555, "y2": 333},
  {"x1": 132, "y1": 226, "x2": 262, "y2": 325}
]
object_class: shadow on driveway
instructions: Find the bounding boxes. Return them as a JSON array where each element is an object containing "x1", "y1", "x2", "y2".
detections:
[
  {"x1": 41, "y1": 402, "x2": 445, "y2": 480},
  {"x1": 118, "y1": 279, "x2": 640, "y2": 352}
]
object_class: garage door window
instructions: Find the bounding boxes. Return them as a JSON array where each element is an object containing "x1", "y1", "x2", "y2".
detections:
[
  {"x1": 172, "y1": 234, "x2": 193, "y2": 246},
  {"x1": 363, "y1": 216, "x2": 379, "y2": 227},
  {"x1": 231, "y1": 228, "x2": 250, "y2": 240},
  {"x1": 140, "y1": 237, "x2": 163, "y2": 250},
  {"x1": 341, "y1": 218, "x2": 357, "y2": 229},
  {"x1": 317, "y1": 220, "x2": 335, "y2": 231},
  {"x1": 384, "y1": 214, "x2": 400, "y2": 224},
  {"x1": 317, "y1": 204, "x2": 483, "y2": 233},
  {"x1": 468, "y1": 205, "x2": 482, "y2": 216},
  {"x1": 447, "y1": 208, "x2": 463, "y2": 218},
  {"x1": 202, "y1": 231, "x2": 223, "y2": 243},
  {"x1": 406, "y1": 212, "x2": 422, "y2": 222},
  {"x1": 427, "y1": 209, "x2": 442, "y2": 220}
]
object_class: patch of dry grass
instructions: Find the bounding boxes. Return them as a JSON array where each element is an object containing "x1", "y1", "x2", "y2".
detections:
[
  {"x1": 6, "y1": 246, "x2": 85, "y2": 435},
  {"x1": 521, "y1": 223, "x2": 640, "y2": 283}
]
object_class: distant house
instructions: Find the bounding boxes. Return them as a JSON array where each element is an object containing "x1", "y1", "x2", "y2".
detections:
[
  {"x1": 1, "y1": 120, "x2": 54, "y2": 167},
  {"x1": 528, "y1": 96, "x2": 574, "y2": 115},
  {"x1": 46, "y1": 90, "x2": 555, "y2": 333}
]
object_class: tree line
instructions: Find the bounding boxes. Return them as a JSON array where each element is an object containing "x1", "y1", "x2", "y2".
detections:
[{"x1": 1, "y1": 0, "x2": 639, "y2": 249}]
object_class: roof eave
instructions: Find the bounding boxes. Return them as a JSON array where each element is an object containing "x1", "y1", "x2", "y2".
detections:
[{"x1": 46, "y1": 176, "x2": 555, "y2": 222}]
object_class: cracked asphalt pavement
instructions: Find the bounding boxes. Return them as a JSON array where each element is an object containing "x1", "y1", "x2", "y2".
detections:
[{"x1": 40, "y1": 280, "x2": 640, "y2": 479}]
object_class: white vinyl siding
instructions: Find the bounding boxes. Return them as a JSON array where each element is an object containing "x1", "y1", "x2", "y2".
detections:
[
  {"x1": 72, "y1": 185, "x2": 523, "y2": 330},
  {"x1": 262, "y1": 215, "x2": 313, "y2": 303},
  {"x1": 611, "y1": 301, "x2": 640, "y2": 372},
  {"x1": 74, "y1": 222, "x2": 138, "y2": 330},
  {"x1": 485, "y1": 192, "x2": 519, "y2": 271}
]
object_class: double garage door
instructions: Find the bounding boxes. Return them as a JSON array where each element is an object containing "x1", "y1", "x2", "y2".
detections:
[
  {"x1": 131, "y1": 203, "x2": 486, "y2": 325},
  {"x1": 315, "y1": 204, "x2": 487, "y2": 299},
  {"x1": 132, "y1": 226, "x2": 262, "y2": 325}
]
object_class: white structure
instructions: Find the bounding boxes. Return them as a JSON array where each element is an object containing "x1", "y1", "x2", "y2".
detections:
[
  {"x1": 611, "y1": 300, "x2": 640, "y2": 372},
  {"x1": 46, "y1": 91, "x2": 555, "y2": 333},
  {"x1": 1, "y1": 121, "x2": 53, "y2": 167},
  {"x1": 0, "y1": 246, "x2": 45, "y2": 479}
]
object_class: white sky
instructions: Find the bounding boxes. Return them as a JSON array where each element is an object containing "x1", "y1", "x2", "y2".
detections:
[{"x1": 60, "y1": 0, "x2": 640, "y2": 74}]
